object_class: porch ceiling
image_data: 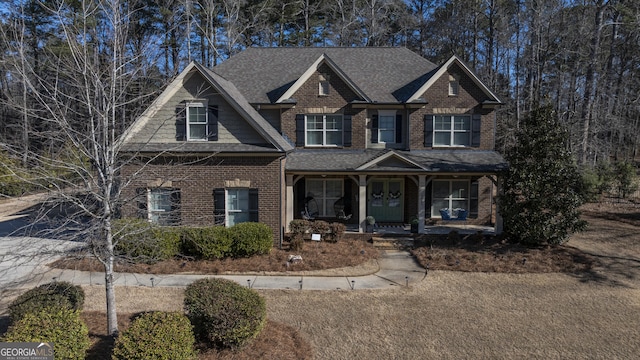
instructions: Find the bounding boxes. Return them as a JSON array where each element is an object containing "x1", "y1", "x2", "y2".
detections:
[{"x1": 285, "y1": 149, "x2": 507, "y2": 173}]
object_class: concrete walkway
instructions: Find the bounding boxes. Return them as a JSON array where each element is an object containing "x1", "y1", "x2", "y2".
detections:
[{"x1": 36, "y1": 249, "x2": 428, "y2": 291}]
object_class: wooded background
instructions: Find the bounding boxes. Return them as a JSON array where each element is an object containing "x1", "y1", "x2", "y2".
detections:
[{"x1": 1, "y1": 0, "x2": 638, "y2": 166}]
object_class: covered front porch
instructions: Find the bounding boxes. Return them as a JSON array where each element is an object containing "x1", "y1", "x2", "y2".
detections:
[{"x1": 284, "y1": 149, "x2": 508, "y2": 235}]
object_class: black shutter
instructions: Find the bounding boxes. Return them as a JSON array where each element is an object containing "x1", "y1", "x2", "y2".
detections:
[
  {"x1": 371, "y1": 114, "x2": 379, "y2": 143},
  {"x1": 424, "y1": 115, "x2": 434, "y2": 147},
  {"x1": 471, "y1": 114, "x2": 481, "y2": 147},
  {"x1": 295, "y1": 114, "x2": 305, "y2": 146},
  {"x1": 207, "y1": 106, "x2": 218, "y2": 141},
  {"x1": 170, "y1": 189, "x2": 181, "y2": 225},
  {"x1": 343, "y1": 115, "x2": 352, "y2": 147},
  {"x1": 213, "y1": 188, "x2": 226, "y2": 226},
  {"x1": 175, "y1": 105, "x2": 186, "y2": 141},
  {"x1": 249, "y1": 188, "x2": 259, "y2": 222},
  {"x1": 395, "y1": 114, "x2": 402, "y2": 144},
  {"x1": 136, "y1": 188, "x2": 147, "y2": 220}
]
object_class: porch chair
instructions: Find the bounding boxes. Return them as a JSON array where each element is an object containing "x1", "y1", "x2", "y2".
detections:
[
  {"x1": 439, "y1": 208, "x2": 467, "y2": 227},
  {"x1": 333, "y1": 197, "x2": 352, "y2": 221},
  {"x1": 301, "y1": 196, "x2": 319, "y2": 220}
]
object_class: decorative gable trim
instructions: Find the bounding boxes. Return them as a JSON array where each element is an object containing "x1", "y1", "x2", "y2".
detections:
[
  {"x1": 276, "y1": 54, "x2": 371, "y2": 103},
  {"x1": 407, "y1": 55, "x2": 503, "y2": 104},
  {"x1": 356, "y1": 150, "x2": 425, "y2": 171}
]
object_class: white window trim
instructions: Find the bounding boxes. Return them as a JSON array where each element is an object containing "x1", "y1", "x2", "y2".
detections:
[
  {"x1": 377, "y1": 110, "x2": 397, "y2": 144},
  {"x1": 433, "y1": 115, "x2": 471, "y2": 147},
  {"x1": 305, "y1": 114, "x2": 343, "y2": 147},
  {"x1": 226, "y1": 188, "x2": 249, "y2": 227},
  {"x1": 147, "y1": 188, "x2": 176, "y2": 224},
  {"x1": 186, "y1": 102, "x2": 208, "y2": 141},
  {"x1": 432, "y1": 179, "x2": 470, "y2": 217}
]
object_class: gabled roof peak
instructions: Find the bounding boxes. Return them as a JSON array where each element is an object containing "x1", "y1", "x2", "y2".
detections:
[
  {"x1": 407, "y1": 55, "x2": 503, "y2": 104},
  {"x1": 275, "y1": 53, "x2": 370, "y2": 103}
]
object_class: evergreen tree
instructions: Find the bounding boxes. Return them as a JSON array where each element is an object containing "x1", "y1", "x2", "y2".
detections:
[{"x1": 499, "y1": 105, "x2": 587, "y2": 245}]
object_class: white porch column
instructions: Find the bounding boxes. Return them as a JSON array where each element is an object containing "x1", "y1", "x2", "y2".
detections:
[
  {"x1": 495, "y1": 176, "x2": 504, "y2": 234},
  {"x1": 418, "y1": 175, "x2": 426, "y2": 234},
  {"x1": 285, "y1": 175, "x2": 294, "y2": 232},
  {"x1": 358, "y1": 175, "x2": 367, "y2": 233}
]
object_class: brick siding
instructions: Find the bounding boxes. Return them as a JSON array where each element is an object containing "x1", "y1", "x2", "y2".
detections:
[{"x1": 120, "y1": 155, "x2": 284, "y2": 245}]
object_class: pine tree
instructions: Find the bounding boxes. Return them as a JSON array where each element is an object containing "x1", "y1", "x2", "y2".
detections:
[{"x1": 499, "y1": 105, "x2": 586, "y2": 245}]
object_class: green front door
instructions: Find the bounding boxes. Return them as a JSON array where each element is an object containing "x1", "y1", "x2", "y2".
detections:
[{"x1": 368, "y1": 179, "x2": 404, "y2": 222}]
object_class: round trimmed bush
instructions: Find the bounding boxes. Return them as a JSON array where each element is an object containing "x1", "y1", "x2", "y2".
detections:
[
  {"x1": 184, "y1": 278, "x2": 266, "y2": 349},
  {"x1": 9, "y1": 281, "x2": 84, "y2": 323},
  {"x1": 229, "y1": 222, "x2": 272, "y2": 257},
  {"x1": 112, "y1": 311, "x2": 197, "y2": 360},
  {"x1": 2, "y1": 308, "x2": 90, "y2": 360}
]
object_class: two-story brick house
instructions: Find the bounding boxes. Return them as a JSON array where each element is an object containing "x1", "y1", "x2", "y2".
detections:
[{"x1": 120, "y1": 47, "x2": 506, "y2": 245}]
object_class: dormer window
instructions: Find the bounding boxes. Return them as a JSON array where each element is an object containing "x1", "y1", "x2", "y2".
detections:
[
  {"x1": 448, "y1": 74, "x2": 460, "y2": 96},
  {"x1": 319, "y1": 74, "x2": 330, "y2": 96}
]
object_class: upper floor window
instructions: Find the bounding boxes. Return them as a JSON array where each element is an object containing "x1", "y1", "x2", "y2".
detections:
[
  {"x1": 434, "y1": 115, "x2": 471, "y2": 146},
  {"x1": 187, "y1": 103, "x2": 207, "y2": 140},
  {"x1": 377, "y1": 110, "x2": 397, "y2": 144},
  {"x1": 306, "y1": 114, "x2": 343, "y2": 146},
  {"x1": 175, "y1": 102, "x2": 218, "y2": 142}
]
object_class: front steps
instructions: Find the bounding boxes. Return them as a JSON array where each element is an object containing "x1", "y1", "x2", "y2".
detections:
[{"x1": 371, "y1": 235, "x2": 416, "y2": 250}]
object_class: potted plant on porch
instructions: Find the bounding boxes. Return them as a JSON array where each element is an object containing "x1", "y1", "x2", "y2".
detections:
[
  {"x1": 410, "y1": 216, "x2": 419, "y2": 233},
  {"x1": 365, "y1": 216, "x2": 376, "y2": 233}
]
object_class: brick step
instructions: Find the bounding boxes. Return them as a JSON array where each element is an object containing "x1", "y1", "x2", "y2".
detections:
[{"x1": 371, "y1": 236, "x2": 415, "y2": 250}]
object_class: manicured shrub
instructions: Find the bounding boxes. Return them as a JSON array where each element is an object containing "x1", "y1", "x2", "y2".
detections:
[
  {"x1": 229, "y1": 222, "x2": 272, "y2": 257},
  {"x1": 288, "y1": 219, "x2": 311, "y2": 235},
  {"x1": 112, "y1": 311, "x2": 197, "y2": 360},
  {"x1": 309, "y1": 220, "x2": 330, "y2": 235},
  {"x1": 113, "y1": 218, "x2": 181, "y2": 263},
  {"x1": 181, "y1": 226, "x2": 233, "y2": 260},
  {"x1": 327, "y1": 222, "x2": 347, "y2": 243},
  {"x1": 9, "y1": 281, "x2": 85, "y2": 323},
  {"x1": 2, "y1": 308, "x2": 90, "y2": 360},
  {"x1": 184, "y1": 278, "x2": 266, "y2": 349},
  {"x1": 289, "y1": 234, "x2": 304, "y2": 251}
]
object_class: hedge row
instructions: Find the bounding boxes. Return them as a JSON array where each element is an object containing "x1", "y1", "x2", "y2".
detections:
[{"x1": 113, "y1": 219, "x2": 272, "y2": 263}]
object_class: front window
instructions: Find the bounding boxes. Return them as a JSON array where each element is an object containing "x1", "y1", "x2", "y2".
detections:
[
  {"x1": 227, "y1": 188, "x2": 250, "y2": 226},
  {"x1": 306, "y1": 179, "x2": 343, "y2": 217},
  {"x1": 306, "y1": 114, "x2": 343, "y2": 146},
  {"x1": 431, "y1": 180, "x2": 469, "y2": 217},
  {"x1": 148, "y1": 188, "x2": 180, "y2": 225},
  {"x1": 187, "y1": 103, "x2": 207, "y2": 140},
  {"x1": 433, "y1": 115, "x2": 471, "y2": 146},
  {"x1": 378, "y1": 111, "x2": 396, "y2": 144}
]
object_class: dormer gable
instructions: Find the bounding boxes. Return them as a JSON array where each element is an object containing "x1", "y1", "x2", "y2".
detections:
[
  {"x1": 407, "y1": 55, "x2": 503, "y2": 107},
  {"x1": 276, "y1": 54, "x2": 370, "y2": 104}
]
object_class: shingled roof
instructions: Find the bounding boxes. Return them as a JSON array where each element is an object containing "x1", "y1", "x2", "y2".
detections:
[
  {"x1": 286, "y1": 149, "x2": 508, "y2": 173},
  {"x1": 212, "y1": 47, "x2": 438, "y2": 104}
]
